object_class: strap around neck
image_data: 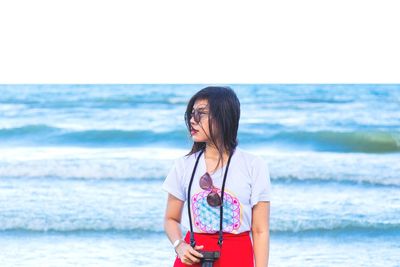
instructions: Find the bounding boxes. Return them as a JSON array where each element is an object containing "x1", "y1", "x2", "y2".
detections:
[
  {"x1": 187, "y1": 149, "x2": 204, "y2": 247},
  {"x1": 187, "y1": 148, "x2": 234, "y2": 248}
]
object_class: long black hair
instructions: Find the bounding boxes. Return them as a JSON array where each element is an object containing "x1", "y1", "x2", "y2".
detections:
[{"x1": 184, "y1": 86, "x2": 240, "y2": 172}]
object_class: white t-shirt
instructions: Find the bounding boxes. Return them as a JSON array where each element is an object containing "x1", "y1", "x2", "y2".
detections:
[{"x1": 162, "y1": 146, "x2": 271, "y2": 234}]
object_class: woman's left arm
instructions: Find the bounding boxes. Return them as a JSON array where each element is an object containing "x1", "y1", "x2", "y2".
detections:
[{"x1": 251, "y1": 201, "x2": 270, "y2": 267}]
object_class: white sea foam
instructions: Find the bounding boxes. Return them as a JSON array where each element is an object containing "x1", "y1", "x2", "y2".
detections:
[
  {"x1": 1, "y1": 146, "x2": 399, "y2": 186},
  {"x1": 0, "y1": 178, "x2": 399, "y2": 234}
]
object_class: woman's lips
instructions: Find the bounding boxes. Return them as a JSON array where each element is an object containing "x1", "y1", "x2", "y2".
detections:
[{"x1": 191, "y1": 129, "x2": 199, "y2": 135}]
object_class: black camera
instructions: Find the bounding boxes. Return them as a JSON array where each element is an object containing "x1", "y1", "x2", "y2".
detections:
[{"x1": 198, "y1": 250, "x2": 220, "y2": 267}]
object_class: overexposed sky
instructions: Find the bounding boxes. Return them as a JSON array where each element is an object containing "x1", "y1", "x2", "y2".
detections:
[{"x1": 0, "y1": 0, "x2": 399, "y2": 83}]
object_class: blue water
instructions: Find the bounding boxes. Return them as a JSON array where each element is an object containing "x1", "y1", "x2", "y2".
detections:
[{"x1": 0, "y1": 84, "x2": 400, "y2": 266}]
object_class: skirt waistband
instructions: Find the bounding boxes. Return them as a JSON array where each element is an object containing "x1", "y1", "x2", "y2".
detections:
[{"x1": 188, "y1": 231, "x2": 250, "y2": 239}]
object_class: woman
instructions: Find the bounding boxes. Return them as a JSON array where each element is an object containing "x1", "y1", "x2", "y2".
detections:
[{"x1": 163, "y1": 86, "x2": 271, "y2": 267}]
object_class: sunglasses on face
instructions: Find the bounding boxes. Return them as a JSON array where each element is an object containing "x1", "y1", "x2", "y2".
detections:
[
  {"x1": 199, "y1": 172, "x2": 222, "y2": 207},
  {"x1": 185, "y1": 109, "x2": 209, "y2": 124}
]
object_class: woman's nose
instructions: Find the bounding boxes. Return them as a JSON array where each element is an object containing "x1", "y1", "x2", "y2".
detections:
[{"x1": 190, "y1": 115, "x2": 197, "y2": 125}]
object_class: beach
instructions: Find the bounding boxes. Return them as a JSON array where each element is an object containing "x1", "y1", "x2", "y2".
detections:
[{"x1": 0, "y1": 84, "x2": 399, "y2": 266}]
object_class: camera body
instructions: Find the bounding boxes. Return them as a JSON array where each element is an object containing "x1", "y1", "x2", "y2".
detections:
[{"x1": 198, "y1": 250, "x2": 220, "y2": 267}]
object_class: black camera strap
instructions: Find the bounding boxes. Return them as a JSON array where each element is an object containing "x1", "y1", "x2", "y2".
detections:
[
  {"x1": 187, "y1": 149, "x2": 203, "y2": 247},
  {"x1": 187, "y1": 148, "x2": 234, "y2": 248}
]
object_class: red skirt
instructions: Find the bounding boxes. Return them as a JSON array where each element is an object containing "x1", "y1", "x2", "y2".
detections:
[{"x1": 173, "y1": 231, "x2": 254, "y2": 267}]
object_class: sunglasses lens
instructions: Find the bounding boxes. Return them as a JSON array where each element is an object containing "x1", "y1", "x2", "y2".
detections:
[
  {"x1": 207, "y1": 192, "x2": 222, "y2": 207},
  {"x1": 194, "y1": 111, "x2": 201, "y2": 123},
  {"x1": 200, "y1": 173, "x2": 213, "y2": 190},
  {"x1": 189, "y1": 109, "x2": 209, "y2": 123}
]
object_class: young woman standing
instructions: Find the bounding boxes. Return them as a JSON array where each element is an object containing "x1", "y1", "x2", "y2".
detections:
[{"x1": 163, "y1": 86, "x2": 271, "y2": 266}]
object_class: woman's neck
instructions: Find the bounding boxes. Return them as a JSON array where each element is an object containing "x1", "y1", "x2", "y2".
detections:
[{"x1": 204, "y1": 143, "x2": 229, "y2": 160}]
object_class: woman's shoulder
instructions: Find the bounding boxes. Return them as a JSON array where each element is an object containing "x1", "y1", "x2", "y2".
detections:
[
  {"x1": 235, "y1": 147, "x2": 269, "y2": 182},
  {"x1": 235, "y1": 146, "x2": 266, "y2": 165},
  {"x1": 231, "y1": 147, "x2": 266, "y2": 179},
  {"x1": 172, "y1": 150, "x2": 200, "y2": 169},
  {"x1": 180, "y1": 150, "x2": 201, "y2": 162}
]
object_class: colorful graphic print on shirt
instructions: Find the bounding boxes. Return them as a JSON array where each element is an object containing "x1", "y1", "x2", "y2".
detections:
[{"x1": 191, "y1": 188, "x2": 241, "y2": 233}]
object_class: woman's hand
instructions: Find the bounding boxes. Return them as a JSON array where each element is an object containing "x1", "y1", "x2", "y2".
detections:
[{"x1": 175, "y1": 242, "x2": 204, "y2": 265}]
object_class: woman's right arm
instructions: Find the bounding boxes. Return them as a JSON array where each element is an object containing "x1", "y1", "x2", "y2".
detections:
[{"x1": 164, "y1": 193, "x2": 204, "y2": 265}]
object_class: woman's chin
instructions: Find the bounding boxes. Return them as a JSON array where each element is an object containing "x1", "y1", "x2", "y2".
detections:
[{"x1": 191, "y1": 136, "x2": 206, "y2": 142}]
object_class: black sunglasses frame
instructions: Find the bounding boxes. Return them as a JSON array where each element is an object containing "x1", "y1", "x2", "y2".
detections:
[{"x1": 185, "y1": 109, "x2": 209, "y2": 124}]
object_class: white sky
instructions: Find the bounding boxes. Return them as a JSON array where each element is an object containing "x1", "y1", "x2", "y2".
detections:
[{"x1": 0, "y1": 0, "x2": 399, "y2": 83}]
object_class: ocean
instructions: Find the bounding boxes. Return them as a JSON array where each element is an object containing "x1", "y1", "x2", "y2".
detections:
[{"x1": 0, "y1": 84, "x2": 399, "y2": 266}]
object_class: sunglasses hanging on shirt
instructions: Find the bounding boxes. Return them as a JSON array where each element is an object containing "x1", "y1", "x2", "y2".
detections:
[{"x1": 199, "y1": 172, "x2": 223, "y2": 207}]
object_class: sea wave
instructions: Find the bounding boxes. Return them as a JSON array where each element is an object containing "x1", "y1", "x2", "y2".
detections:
[
  {"x1": 0, "y1": 125, "x2": 187, "y2": 147},
  {"x1": 0, "y1": 222, "x2": 398, "y2": 235},
  {"x1": 265, "y1": 130, "x2": 400, "y2": 153},
  {"x1": 1, "y1": 125, "x2": 400, "y2": 153},
  {"x1": 1, "y1": 147, "x2": 399, "y2": 185}
]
